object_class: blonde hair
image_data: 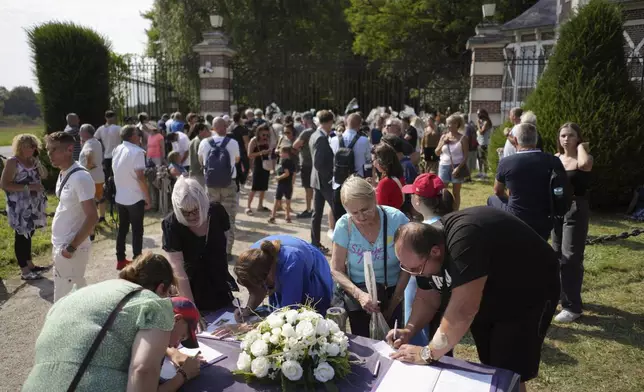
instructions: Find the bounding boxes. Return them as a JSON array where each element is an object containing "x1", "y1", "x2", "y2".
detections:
[
  {"x1": 340, "y1": 175, "x2": 376, "y2": 206},
  {"x1": 167, "y1": 151, "x2": 181, "y2": 164},
  {"x1": 446, "y1": 114, "x2": 465, "y2": 131},
  {"x1": 12, "y1": 134, "x2": 41, "y2": 157}
]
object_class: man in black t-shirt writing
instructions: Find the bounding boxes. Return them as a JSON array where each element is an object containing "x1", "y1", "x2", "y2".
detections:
[
  {"x1": 388, "y1": 207, "x2": 560, "y2": 392},
  {"x1": 487, "y1": 123, "x2": 567, "y2": 240}
]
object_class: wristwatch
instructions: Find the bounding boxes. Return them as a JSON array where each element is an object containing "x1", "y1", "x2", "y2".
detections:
[
  {"x1": 65, "y1": 244, "x2": 77, "y2": 254},
  {"x1": 420, "y1": 346, "x2": 435, "y2": 364}
]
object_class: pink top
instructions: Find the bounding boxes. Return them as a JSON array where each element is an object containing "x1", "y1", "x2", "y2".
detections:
[{"x1": 147, "y1": 133, "x2": 164, "y2": 158}]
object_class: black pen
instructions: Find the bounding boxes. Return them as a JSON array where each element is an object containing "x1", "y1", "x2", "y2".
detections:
[{"x1": 372, "y1": 360, "x2": 381, "y2": 378}]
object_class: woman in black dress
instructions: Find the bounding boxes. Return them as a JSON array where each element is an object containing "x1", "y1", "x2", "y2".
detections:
[
  {"x1": 246, "y1": 123, "x2": 272, "y2": 215},
  {"x1": 162, "y1": 176, "x2": 234, "y2": 312}
]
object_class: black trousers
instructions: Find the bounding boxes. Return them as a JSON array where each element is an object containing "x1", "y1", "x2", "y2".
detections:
[
  {"x1": 102, "y1": 158, "x2": 113, "y2": 180},
  {"x1": 311, "y1": 186, "x2": 334, "y2": 247},
  {"x1": 15, "y1": 230, "x2": 35, "y2": 268},
  {"x1": 116, "y1": 200, "x2": 145, "y2": 261},
  {"x1": 552, "y1": 198, "x2": 589, "y2": 314},
  {"x1": 332, "y1": 187, "x2": 347, "y2": 222}
]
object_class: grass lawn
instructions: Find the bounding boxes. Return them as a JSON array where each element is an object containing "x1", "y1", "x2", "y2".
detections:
[
  {"x1": 0, "y1": 125, "x2": 44, "y2": 147},
  {"x1": 455, "y1": 179, "x2": 644, "y2": 392}
]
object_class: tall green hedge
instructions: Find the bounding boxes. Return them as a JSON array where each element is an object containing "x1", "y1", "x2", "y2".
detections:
[
  {"x1": 27, "y1": 22, "x2": 111, "y2": 134},
  {"x1": 524, "y1": 0, "x2": 644, "y2": 208}
]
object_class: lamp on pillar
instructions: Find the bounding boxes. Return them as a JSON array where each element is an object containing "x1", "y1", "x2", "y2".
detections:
[
  {"x1": 194, "y1": 14, "x2": 236, "y2": 116},
  {"x1": 482, "y1": 4, "x2": 496, "y2": 20}
]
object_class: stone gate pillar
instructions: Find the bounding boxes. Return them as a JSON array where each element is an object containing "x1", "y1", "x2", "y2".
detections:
[
  {"x1": 466, "y1": 23, "x2": 509, "y2": 127},
  {"x1": 193, "y1": 19, "x2": 236, "y2": 117}
]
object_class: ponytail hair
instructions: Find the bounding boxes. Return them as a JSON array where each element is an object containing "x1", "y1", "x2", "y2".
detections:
[
  {"x1": 418, "y1": 189, "x2": 455, "y2": 216},
  {"x1": 119, "y1": 253, "x2": 177, "y2": 293},
  {"x1": 235, "y1": 240, "x2": 280, "y2": 289}
]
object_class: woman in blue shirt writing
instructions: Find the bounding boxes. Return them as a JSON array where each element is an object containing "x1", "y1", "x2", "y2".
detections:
[
  {"x1": 234, "y1": 235, "x2": 334, "y2": 321},
  {"x1": 331, "y1": 175, "x2": 410, "y2": 337}
]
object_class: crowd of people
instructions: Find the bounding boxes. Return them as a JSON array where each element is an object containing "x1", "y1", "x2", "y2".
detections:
[{"x1": 1, "y1": 104, "x2": 595, "y2": 392}]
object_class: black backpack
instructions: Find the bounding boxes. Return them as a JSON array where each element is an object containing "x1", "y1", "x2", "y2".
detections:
[
  {"x1": 549, "y1": 165, "x2": 573, "y2": 221},
  {"x1": 334, "y1": 133, "x2": 361, "y2": 184}
]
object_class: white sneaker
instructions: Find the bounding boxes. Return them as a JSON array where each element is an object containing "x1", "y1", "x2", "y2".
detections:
[{"x1": 554, "y1": 309, "x2": 581, "y2": 323}]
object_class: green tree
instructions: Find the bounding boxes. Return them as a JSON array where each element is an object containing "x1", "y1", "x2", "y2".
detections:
[
  {"x1": 0, "y1": 86, "x2": 9, "y2": 117},
  {"x1": 524, "y1": 0, "x2": 644, "y2": 208},
  {"x1": 27, "y1": 22, "x2": 111, "y2": 133},
  {"x1": 3, "y1": 86, "x2": 40, "y2": 118}
]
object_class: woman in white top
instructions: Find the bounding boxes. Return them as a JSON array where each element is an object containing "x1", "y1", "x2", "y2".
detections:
[
  {"x1": 435, "y1": 114, "x2": 469, "y2": 210},
  {"x1": 80, "y1": 124, "x2": 106, "y2": 222}
]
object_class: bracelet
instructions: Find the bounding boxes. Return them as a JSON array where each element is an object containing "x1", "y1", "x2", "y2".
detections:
[{"x1": 176, "y1": 367, "x2": 188, "y2": 382}]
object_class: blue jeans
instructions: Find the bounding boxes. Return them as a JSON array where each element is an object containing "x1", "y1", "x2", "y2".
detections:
[{"x1": 404, "y1": 277, "x2": 430, "y2": 345}]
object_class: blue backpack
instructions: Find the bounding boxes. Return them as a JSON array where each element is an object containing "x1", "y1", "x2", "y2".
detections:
[{"x1": 205, "y1": 137, "x2": 233, "y2": 188}]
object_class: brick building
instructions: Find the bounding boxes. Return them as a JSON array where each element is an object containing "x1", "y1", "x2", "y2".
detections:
[{"x1": 467, "y1": 0, "x2": 644, "y2": 126}]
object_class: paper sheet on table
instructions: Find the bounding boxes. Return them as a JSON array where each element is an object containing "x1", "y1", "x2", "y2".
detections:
[
  {"x1": 373, "y1": 341, "x2": 493, "y2": 392},
  {"x1": 160, "y1": 342, "x2": 225, "y2": 380},
  {"x1": 433, "y1": 369, "x2": 492, "y2": 392},
  {"x1": 197, "y1": 311, "x2": 259, "y2": 340}
]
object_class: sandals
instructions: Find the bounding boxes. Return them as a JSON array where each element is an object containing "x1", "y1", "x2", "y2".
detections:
[
  {"x1": 258, "y1": 206, "x2": 270, "y2": 212},
  {"x1": 246, "y1": 208, "x2": 254, "y2": 216},
  {"x1": 268, "y1": 217, "x2": 276, "y2": 224},
  {"x1": 285, "y1": 218, "x2": 292, "y2": 223},
  {"x1": 21, "y1": 271, "x2": 43, "y2": 281}
]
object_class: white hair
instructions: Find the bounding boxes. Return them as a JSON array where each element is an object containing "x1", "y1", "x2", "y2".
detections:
[
  {"x1": 245, "y1": 109, "x2": 254, "y2": 116},
  {"x1": 515, "y1": 123, "x2": 538, "y2": 147},
  {"x1": 520, "y1": 110, "x2": 537, "y2": 125},
  {"x1": 171, "y1": 177, "x2": 210, "y2": 227}
]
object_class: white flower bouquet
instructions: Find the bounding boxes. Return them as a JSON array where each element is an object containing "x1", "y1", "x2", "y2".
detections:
[{"x1": 234, "y1": 306, "x2": 351, "y2": 391}]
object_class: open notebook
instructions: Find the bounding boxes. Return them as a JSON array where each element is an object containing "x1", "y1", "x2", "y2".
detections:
[
  {"x1": 373, "y1": 342, "x2": 493, "y2": 392},
  {"x1": 160, "y1": 342, "x2": 226, "y2": 380}
]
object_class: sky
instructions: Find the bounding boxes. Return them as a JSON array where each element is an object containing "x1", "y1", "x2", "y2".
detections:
[{"x1": 0, "y1": 0, "x2": 154, "y2": 91}]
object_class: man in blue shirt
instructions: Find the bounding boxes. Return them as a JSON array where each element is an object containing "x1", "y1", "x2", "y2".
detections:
[{"x1": 487, "y1": 123, "x2": 566, "y2": 240}]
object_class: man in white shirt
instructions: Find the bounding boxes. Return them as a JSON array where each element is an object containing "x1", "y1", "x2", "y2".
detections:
[
  {"x1": 79, "y1": 124, "x2": 105, "y2": 224},
  {"x1": 329, "y1": 113, "x2": 372, "y2": 220},
  {"x1": 503, "y1": 107, "x2": 523, "y2": 158},
  {"x1": 46, "y1": 132, "x2": 98, "y2": 302},
  {"x1": 167, "y1": 130, "x2": 191, "y2": 171},
  {"x1": 95, "y1": 110, "x2": 122, "y2": 180},
  {"x1": 198, "y1": 117, "x2": 240, "y2": 257},
  {"x1": 112, "y1": 125, "x2": 151, "y2": 270}
]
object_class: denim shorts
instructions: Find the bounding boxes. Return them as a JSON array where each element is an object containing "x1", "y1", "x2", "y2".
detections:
[{"x1": 438, "y1": 164, "x2": 464, "y2": 184}]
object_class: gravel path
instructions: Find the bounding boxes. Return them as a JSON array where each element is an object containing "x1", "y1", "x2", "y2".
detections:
[{"x1": 0, "y1": 183, "x2": 331, "y2": 391}]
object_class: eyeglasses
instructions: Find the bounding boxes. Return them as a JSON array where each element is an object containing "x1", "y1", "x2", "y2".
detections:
[
  {"x1": 385, "y1": 124, "x2": 393, "y2": 127},
  {"x1": 180, "y1": 207, "x2": 199, "y2": 218},
  {"x1": 399, "y1": 258, "x2": 428, "y2": 276}
]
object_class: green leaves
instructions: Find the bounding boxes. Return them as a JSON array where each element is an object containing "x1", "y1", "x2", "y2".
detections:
[{"x1": 27, "y1": 22, "x2": 111, "y2": 133}]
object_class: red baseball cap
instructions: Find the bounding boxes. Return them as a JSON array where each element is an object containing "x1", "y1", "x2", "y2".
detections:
[
  {"x1": 171, "y1": 297, "x2": 200, "y2": 349},
  {"x1": 402, "y1": 173, "x2": 445, "y2": 198}
]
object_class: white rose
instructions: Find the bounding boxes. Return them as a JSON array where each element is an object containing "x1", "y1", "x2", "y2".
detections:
[
  {"x1": 281, "y1": 323, "x2": 296, "y2": 338},
  {"x1": 267, "y1": 314, "x2": 285, "y2": 329},
  {"x1": 237, "y1": 352, "x2": 252, "y2": 371},
  {"x1": 313, "y1": 362, "x2": 335, "y2": 383},
  {"x1": 295, "y1": 320, "x2": 316, "y2": 338},
  {"x1": 315, "y1": 319, "x2": 330, "y2": 337},
  {"x1": 251, "y1": 356, "x2": 270, "y2": 378},
  {"x1": 327, "y1": 319, "x2": 340, "y2": 334},
  {"x1": 269, "y1": 334, "x2": 280, "y2": 345},
  {"x1": 281, "y1": 360, "x2": 304, "y2": 381},
  {"x1": 285, "y1": 309, "x2": 299, "y2": 324},
  {"x1": 271, "y1": 327, "x2": 282, "y2": 336},
  {"x1": 326, "y1": 343, "x2": 340, "y2": 357},
  {"x1": 262, "y1": 332, "x2": 272, "y2": 342},
  {"x1": 250, "y1": 339, "x2": 269, "y2": 357}
]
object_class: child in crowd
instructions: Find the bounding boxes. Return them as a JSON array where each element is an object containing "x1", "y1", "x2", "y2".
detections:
[
  {"x1": 167, "y1": 151, "x2": 187, "y2": 179},
  {"x1": 269, "y1": 147, "x2": 295, "y2": 224}
]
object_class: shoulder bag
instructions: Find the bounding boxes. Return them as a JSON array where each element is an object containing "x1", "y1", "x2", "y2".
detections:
[
  {"x1": 66, "y1": 287, "x2": 144, "y2": 391},
  {"x1": 446, "y1": 136, "x2": 470, "y2": 180},
  {"x1": 56, "y1": 167, "x2": 88, "y2": 199},
  {"x1": 340, "y1": 207, "x2": 390, "y2": 312}
]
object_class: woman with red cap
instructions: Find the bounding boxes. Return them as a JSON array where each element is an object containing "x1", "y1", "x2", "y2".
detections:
[{"x1": 400, "y1": 173, "x2": 454, "y2": 346}]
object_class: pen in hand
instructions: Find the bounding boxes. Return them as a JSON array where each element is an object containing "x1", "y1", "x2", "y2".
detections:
[{"x1": 393, "y1": 319, "x2": 398, "y2": 341}]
